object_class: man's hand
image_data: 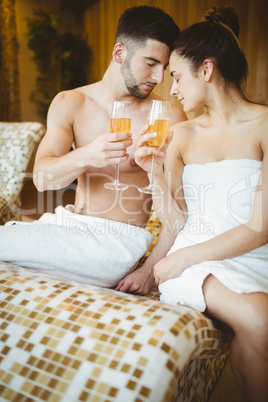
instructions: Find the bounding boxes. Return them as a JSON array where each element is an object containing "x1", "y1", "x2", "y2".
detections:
[
  {"x1": 85, "y1": 131, "x2": 133, "y2": 168},
  {"x1": 116, "y1": 226, "x2": 178, "y2": 294},
  {"x1": 115, "y1": 265, "x2": 155, "y2": 295}
]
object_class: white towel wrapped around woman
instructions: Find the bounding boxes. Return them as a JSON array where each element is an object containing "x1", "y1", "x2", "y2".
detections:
[
  {"x1": 0, "y1": 205, "x2": 153, "y2": 288},
  {"x1": 159, "y1": 159, "x2": 268, "y2": 311}
]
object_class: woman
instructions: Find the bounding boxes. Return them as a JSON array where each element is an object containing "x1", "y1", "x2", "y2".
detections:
[{"x1": 135, "y1": 6, "x2": 268, "y2": 402}]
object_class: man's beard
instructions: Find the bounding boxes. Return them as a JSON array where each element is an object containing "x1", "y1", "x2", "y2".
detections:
[{"x1": 121, "y1": 58, "x2": 151, "y2": 99}]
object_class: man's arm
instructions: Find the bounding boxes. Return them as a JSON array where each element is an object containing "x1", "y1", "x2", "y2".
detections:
[{"x1": 33, "y1": 90, "x2": 132, "y2": 191}]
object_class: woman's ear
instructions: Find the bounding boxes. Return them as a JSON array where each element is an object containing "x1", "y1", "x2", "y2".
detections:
[
  {"x1": 202, "y1": 59, "x2": 214, "y2": 82},
  {"x1": 113, "y1": 42, "x2": 125, "y2": 64}
]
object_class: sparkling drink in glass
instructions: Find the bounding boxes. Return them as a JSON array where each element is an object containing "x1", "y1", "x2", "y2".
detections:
[
  {"x1": 104, "y1": 101, "x2": 131, "y2": 191},
  {"x1": 138, "y1": 100, "x2": 170, "y2": 195}
]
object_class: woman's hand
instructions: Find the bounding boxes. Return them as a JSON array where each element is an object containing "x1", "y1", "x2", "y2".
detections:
[
  {"x1": 134, "y1": 124, "x2": 173, "y2": 176},
  {"x1": 154, "y1": 248, "x2": 189, "y2": 285}
]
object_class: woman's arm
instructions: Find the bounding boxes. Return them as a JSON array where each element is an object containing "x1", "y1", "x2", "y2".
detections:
[
  {"x1": 134, "y1": 123, "x2": 188, "y2": 234},
  {"x1": 118, "y1": 124, "x2": 187, "y2": 294}
]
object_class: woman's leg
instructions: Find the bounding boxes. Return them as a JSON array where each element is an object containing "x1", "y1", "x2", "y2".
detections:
[{"x1": 203, "y1": 275, "x2": 268, "y2": 402}]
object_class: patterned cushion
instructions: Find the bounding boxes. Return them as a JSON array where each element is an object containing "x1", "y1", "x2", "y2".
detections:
[
  {"x1": 0, "y1": 122, "x2": 45, "y2": 224},
  {"x1": 0, "y1": 145, "x2": 232, "y2": 401},
  {"x1": 0, "y1": 262, "x2": 232, "y2": 402}
]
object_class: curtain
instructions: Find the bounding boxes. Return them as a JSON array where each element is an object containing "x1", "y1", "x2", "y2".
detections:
[{"x1": 0, "y1": 0, "x2": 21, "y2": 121}]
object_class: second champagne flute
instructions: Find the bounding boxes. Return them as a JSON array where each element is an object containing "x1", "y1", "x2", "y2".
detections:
[
  {"x1": 138, "y1": 100, "x2": 170, "y2": 195},
  {"x1": 104, "y1": 101, "x2": 131, "y2": 191}
]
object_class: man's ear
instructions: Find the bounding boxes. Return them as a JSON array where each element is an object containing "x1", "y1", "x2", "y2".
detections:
[
  {"x1": 113, "y1": 42, "x2": 126, "y2": 64},
  {"x1": 202, "y1": 59, "x2": 214, "y2": 82}
]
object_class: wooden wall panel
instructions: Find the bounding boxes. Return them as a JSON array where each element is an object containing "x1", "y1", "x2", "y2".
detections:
[{"x1": 83, "y1": 0, "x2": 268, "y2": 108}]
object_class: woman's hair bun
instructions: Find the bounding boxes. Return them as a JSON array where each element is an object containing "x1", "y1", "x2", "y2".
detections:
[{"x1": 204, "y1": 5, "x2": 240, "y2": 37}]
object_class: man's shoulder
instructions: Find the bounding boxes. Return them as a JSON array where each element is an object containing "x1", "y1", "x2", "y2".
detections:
[
  {"x1": 74, "y1": 82, "x2": 100, "y2": 98},
  {"x1": 52, "y1": 84, "x2": 100, "y2": 111},
  {"x1": 53, "y1": 88, "x2": 85, "y2": 105}
]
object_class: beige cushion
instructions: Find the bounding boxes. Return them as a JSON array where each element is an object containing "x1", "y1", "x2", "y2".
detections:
[{"x1": 0, "y1": 122, "x2": 45, "y2": 224}]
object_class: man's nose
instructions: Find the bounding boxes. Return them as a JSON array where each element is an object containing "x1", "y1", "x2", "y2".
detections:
[{"x1": 151, "y1": 67, "x2": 165, "y2": 84}]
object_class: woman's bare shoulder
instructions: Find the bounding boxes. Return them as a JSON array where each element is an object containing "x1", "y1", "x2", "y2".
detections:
[
  {"x1": 171, "y1": 114, "x2": 203, "y2": 142},
  {"x1": 246, "y1": 103, "x2": 268, "y2": 145},
  {"x1": 258, "y1": 104, "x2": 268, "y2": 123},
  {"x1": 257, "y1": 105, "x2": 268, "y2": 150}
]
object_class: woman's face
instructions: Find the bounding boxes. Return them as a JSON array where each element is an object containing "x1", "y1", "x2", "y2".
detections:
[{"x1": 169, "y1": 52, "x2": 205, "y2": 113}]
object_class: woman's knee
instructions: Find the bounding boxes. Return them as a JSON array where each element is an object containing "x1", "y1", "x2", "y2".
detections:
[
  {"x1": 235, "y1": 293, "x2": 268, "y2": 354},
  {"x1": 203, "y1": 278, "x2": 268, "y2": 351}
]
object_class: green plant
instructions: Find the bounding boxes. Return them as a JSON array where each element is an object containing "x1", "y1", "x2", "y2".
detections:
[{"x1": 26, "y1": 9, "x2": 91, "y2": 119}]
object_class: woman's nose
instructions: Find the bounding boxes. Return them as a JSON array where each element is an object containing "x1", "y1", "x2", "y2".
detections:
[{"x1": 170, "y1": 81, "x2": 178, "y2": 96}]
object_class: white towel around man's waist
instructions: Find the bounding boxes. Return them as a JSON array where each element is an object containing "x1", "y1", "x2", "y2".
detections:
[{"x1": 1, "y1": 205, "x2": 154, "y2": 287}]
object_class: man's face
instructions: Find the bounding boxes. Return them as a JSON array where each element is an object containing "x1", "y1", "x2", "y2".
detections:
[{"x1": 121, "y1": 39, "x2": 170, "y2": 99}]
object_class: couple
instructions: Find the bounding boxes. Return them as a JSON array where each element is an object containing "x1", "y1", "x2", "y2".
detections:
[
  {"x1": 1, "y1": 6, "x2": 185, "y2": 290},
  {"x1": 1, "y1": 6, "x2": 268, "y2": 401}
]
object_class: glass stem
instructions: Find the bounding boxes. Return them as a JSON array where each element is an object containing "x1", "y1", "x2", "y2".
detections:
[
  {"x1": 150, "y1": 154, "x2": 155, "y2": 188},
  {"x1": 114, "y1": 163, "x2": 120, "y2": 183}
]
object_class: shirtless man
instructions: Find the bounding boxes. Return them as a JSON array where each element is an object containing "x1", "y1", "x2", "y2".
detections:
[{"x1": 1, "y1": 6, "x2": 186, "y2": 291}]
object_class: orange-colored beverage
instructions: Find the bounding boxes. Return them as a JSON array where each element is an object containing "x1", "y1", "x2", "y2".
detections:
[
  {"x1": 110, "y1": 117, "x2": 131, "y2": 133},
  {"x1": 147, "y1": 119, "x2": 170, "y2": 149}
]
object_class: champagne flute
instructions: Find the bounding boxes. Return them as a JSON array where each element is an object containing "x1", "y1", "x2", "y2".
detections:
[
  {"x1": 104, "y1": 101, "x2": 131, "y2": 191},
  {"x1": 138, "y1": 100, "x2": 170, "y2": 195}
]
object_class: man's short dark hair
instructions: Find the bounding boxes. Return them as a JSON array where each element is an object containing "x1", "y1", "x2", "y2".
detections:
[{"x1": 115, "y1": 6, "x2": 180, "y2": 48}]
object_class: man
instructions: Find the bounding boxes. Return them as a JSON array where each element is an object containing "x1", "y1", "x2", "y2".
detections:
[{"x1": 0, "y1": 6, "x2": 186, "y2": 291}]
